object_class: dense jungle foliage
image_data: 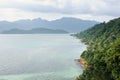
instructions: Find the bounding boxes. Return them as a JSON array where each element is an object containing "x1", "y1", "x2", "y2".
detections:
[{"x1": 75, "y1": 18, "x2": 120, "y2": 80}]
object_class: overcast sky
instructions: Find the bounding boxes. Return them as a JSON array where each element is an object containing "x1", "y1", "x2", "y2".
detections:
[{"x1": 0, "y1": 0, "x2": 120, "y2": 22}]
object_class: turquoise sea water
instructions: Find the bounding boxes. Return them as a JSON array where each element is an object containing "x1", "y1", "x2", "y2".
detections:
[{"x1": 0, "y1": 34, "x2": 86, "y2": 80}]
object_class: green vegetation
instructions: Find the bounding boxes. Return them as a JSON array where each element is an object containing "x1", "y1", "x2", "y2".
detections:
[{"x1": 74, "y1": 18, "x2": 120, "y2": 80}]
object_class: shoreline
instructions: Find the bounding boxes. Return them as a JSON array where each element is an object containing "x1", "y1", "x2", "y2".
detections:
[
  {"x1": 74, "y1": 57, "x2": 87, "y2": 68},
  {"x1": 79, "y1": 57, "x2": 87, "y2": 68}
]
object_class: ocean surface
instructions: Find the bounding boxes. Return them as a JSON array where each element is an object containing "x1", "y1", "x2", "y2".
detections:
[{"x1": 0, "y1": 34, "x2": 86, "y2": 80}]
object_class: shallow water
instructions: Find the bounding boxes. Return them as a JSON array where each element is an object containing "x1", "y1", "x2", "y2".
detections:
[{"x1": 0, "y1": 34, "x2": 86, "y2": 80}]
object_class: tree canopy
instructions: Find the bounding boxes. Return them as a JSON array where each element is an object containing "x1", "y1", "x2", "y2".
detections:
[{"x1": 74, "y1": 17, "x2": 120, "y2": 80}]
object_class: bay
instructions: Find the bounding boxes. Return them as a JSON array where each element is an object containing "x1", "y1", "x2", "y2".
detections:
[{"x1": 0, "y1": 34, "x2": 86, "y2": 80}]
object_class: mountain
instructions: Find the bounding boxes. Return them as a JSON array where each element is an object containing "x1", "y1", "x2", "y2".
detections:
[
  {"x1": 0, "y1": 17, "x2": 99, "y2": 33},
  {"x1": 74, "y1": 17, "x2": 120, "y2": 80},
  {"x1": 1, "y1": 28, "x2": 68, "y2": 34}
]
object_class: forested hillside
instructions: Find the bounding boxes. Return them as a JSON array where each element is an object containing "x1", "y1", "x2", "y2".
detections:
[{"x1": 75, "y1": 18, "x2": 120, "y2": 80}]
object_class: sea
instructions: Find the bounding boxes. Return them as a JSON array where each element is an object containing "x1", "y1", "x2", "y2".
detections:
[{"x1": 0, "y1": 34, "x2": 86, "y2": 80}]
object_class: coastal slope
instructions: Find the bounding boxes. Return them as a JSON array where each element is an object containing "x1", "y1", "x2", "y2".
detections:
[{"x1": 75, "y1": 17, "x2": 120, "y2": 80}]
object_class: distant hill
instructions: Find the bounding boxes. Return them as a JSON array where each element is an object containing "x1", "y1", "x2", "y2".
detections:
[
  {"x1": 1, "y1": 28, "x2": 68, "y2": 34},
  {"x1": 0, "y1": 17, "x2": 99, "y2": 33}
]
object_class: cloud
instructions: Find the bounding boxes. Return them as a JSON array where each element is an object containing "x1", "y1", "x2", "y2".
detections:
[
  {"x1": 0, "y1": 8, "x2": 116, "y2": 22},
  {"x1": 0, "y1": 8, "x2": 66, "y2": 21},
  {"x1": 0, "y1": 0, "x2": 120, "y2": 21},
  {"x1": 0, "y1": 0, "x2": 119, "y2": 16}
]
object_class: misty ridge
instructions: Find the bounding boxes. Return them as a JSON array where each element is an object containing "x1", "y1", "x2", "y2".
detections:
[
  {"x1": 0, "y1": 17, "x2": 99, "y2": 33},
  {"x1": 1, "y1": 28, "x2": 69, "y2": 34}
]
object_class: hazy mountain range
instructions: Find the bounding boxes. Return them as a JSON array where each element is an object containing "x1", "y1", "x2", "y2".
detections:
[
  {"x1": 1, "y1": 28, "x2": 68, "y2": 34},
  {"x1": 0, "y1": 17, "x2": 99, "y2": 33}
]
